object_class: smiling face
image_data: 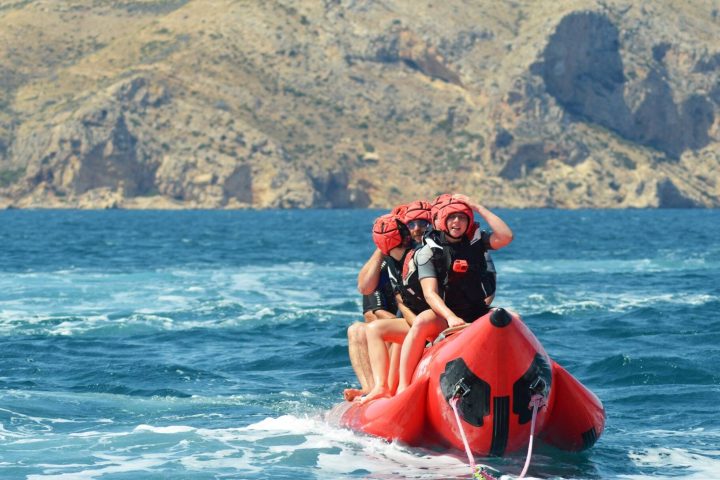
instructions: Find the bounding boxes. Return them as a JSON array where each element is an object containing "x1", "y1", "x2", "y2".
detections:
[{"x1": 446, "y1": 212, "x2": 469, "y2": 240}]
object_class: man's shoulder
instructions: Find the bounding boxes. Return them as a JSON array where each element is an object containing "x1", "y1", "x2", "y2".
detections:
[
  {"x1": 469, "y1": 229, "x2": 492, "y2": 249},
  {"x1": 415, "y1": 244, "x2": 436, "y2": 266}
]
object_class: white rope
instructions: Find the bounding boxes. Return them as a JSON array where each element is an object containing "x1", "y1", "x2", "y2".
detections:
[
  {"x1": 449, "y1": 396, "x2": 495, "y2": 480},
  {"x1": 449, "y1": 393, "x2": 547, "y2": 479},
  {"x1": 519, "y1": 394, "x2": 547, "y2": 478}
]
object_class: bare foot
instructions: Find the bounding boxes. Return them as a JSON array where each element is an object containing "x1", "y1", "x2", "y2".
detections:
[
  {"x1": 343, "y1": 388, "x2": 366, "y2": 402},
  {"x1": 358, "y1": 385, "x2": 391, "y2": 404},
  {"x1": 395, "y1": 383, "x2": 407, "y2": 396}
]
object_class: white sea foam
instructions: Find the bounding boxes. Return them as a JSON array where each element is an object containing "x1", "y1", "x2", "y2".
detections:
[
  {"x1": 499, "y1": 287, "x2": 718, "y2": 317},
  {"x1": 27, "y1": 456, "x2": 165, "y2": 479},
  {"x1": 0, "y1": 407, "x2": 80, "y2": 429},
  {"x1": 229, "y1": 271, "x2": 272, "y2": 292},
  {"x1": 179, "y1": 448, "x2": 248, "y2": 471},
  {"x1": 623, "y1": 447, "x2": 720, "y2": 479},
  {"x1": 68, "y1": 431, "x2": 129, "y2": 439},
  {"x1": 0, "y1": 402, "x2": 567, "y2": 478},
  {"x1": 637, "y1": 428, "x2": 720, "y2": 439},
  {"x1": 0, "y1": 422, "x2": 28, "y2": 440},
  {"x1": 0, "y1": 260, "x2": 362, "y2": 336},
  {"x1": 134, "y1": 424, "x2": 196, "y2": 434},
  {"x1": 503, "y1": 256, "x2": 717, "y2": 276},
  {"x1": 613, "y1": 292, "x2": 717, "y2": 310},
  {"x1": 237, "y1": 414, "x2": 521, "y2": 479},
  {"x1": 155, "y1": 294, "x2": 191, "y2": 305}
]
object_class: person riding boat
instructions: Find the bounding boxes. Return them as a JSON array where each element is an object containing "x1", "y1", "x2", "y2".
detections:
[
  {"x1": 396, "y1": 193, "x2": 514, "y2": 395},
  {"x1": 346, "y1": 201, "x2": 435, "y2": 402},
  {"x1": 358, "y1": 213, "x2": 428, "y2": 402},
  {"x1": 345, "y1": 204, "x2": 412, "y2": 402}
]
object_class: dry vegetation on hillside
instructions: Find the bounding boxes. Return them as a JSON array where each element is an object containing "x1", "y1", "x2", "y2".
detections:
[{"x1": 0, "y1": 0, "x2": 718, "y2": 208}]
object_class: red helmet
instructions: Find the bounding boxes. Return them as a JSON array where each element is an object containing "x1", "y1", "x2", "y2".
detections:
[
  {"x1": 431, "y1": 194, "x2": 476, "y2": 239},
  {"x1": 372, "y1": 214, "x2": 408, "y2": 255},
  {"x1": 391, "y1": 203, "x2": 408, "y2": 219},
  {"x1": 402, "y1": 200, "x2": 432, "y2": 224}
]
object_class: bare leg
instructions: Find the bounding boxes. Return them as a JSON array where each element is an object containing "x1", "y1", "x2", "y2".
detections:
[
  {"x1": 397, "y1": 310, "x2": 447, "y2": 395},
  {"x1": 375, "y1": 310, "x2": 400, "y2": 391},
  {"x1": 387, "y1": 343, "x2": 400, "y2": 394},
  {"x1": 345, "y1": 309, "x2": 397, "y2": 401},
  {"x1": 360, "y1": 317, "x2": 409, "y2": 403},
  {"x1": 344, "y1": 322, "x2": 373, "y2": 401}
]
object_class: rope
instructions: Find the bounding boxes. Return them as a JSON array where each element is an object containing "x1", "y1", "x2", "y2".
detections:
[
  {"x1": 449, "y1": 393, "x2": 547, "y2": 480},
  {"x1": 519, "y1": 393, "x2": 547, "y2": 478},
  {"x1": 449, "y1": 396, "x2": 497, "y2": 480}
]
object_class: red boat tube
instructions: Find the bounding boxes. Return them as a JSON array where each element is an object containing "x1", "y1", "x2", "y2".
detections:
[{"x1": 330, "y1": 308, "x2": 605, "y2": 456}]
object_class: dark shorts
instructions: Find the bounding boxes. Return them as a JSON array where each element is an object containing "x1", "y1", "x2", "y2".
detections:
[
  {"x1": 362, "y1": 290, "x2": 397, "y2": 313},
  {"x1": 454, "y1": 304, "x2": 491, "y2": 323}
]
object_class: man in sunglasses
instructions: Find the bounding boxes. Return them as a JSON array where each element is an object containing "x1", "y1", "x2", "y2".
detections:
[
  {"x1": 344, "y1": 201, "x2": 433, "y2": 401},
  {"x1": 402, "y1": 200, "x2": 434, "y2": 246}
]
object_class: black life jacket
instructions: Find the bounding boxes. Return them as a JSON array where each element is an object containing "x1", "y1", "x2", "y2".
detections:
[
  {"x1": 377, "y1": 260, "x2": 397, "y2": 306},
  {"x1": 385, "y1": 248, "x2": 430, "y2": 315},
  {"x1": 425, "y1": 229, "x2": 497, "y2": 320}
]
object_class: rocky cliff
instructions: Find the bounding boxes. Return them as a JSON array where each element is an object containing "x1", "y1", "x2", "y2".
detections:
[{"x1": 0, "y1": 0, "x2": 718, "y2": 209}]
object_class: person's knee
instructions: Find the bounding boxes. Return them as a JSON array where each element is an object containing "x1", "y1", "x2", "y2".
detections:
[
  {"x1": 363, "y1": 311, "x2": 377, "y2": 323},
  {"x1": 413, "y1": 315, "x2": 434, "y2": 330},
  {"x1": 366, "y1": 321, "x2": 383, "y2": 340},
  {"x1": 348, "y1": 322, "x2": 367, "y2": 342},
  {"x1": 411, "y1": 316, "x2": 440, "y2": 339}
]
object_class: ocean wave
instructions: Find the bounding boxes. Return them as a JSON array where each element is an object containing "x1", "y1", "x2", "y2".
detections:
[
  {"x1": 13, "y1": 413, "x2": 481, "y2": 480},
  {"x1": 0, "y1": 301, "x2": 358, "y2": 337},
  {"x1": 497, "y1": 289, "x2": 719, "y2": 318},
  {"x1": 0, "y1": 262, "x2": 361, "y2": 337},
  {"x1": 242, "y1": 414, "x2": 483, "y2": 479},
  {"x1": 502, "y1": 255, "x2": 719, "y2": 276},
  {"x1": 585, "y1": 354, "x2": 718, "y2": 387},
  {"x1": 623, "y1": 446, "x2": 720, "y2": 479}
]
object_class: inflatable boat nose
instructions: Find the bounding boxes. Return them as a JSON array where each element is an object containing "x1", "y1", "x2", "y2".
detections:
[{"x1": 490, "y1": 308, "x2": 512, "y2": 327}]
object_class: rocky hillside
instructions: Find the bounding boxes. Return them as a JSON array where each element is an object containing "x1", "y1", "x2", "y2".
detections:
[{"x1": 0, "y1": 0, "x2": 719, "y2": 209}]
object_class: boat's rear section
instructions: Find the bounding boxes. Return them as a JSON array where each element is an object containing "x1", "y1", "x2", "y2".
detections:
[{"x1": 540, "y1": 361, "x2": 606, "y2": 450}]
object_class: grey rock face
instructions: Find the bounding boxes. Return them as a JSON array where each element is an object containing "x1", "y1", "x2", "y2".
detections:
[
  {"x1": 70, "y1": 115, "x2": 155, "y2": 196},
  {"x1": 537, "y1": 11, "x2": 714, "y2": 160},
  {"x1": 537, "y1": 11, "x2": 632, "y2": 132},
  {"x1": 657, "y1": 179, "x2": 701, "y2": 208}
]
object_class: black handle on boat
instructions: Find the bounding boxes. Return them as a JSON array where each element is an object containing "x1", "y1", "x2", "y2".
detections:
[
  {"x1": 529, "y1": 377, "x2": 547, "y2": 396},
  {"x1": 432, "y1": 323, "x2": 470, "y2": 345},
  {"x1": 452, "y1": 378, "x2": 471, "y2": 399}
]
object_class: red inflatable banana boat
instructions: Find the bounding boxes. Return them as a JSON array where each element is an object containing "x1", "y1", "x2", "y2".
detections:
[{"x1": 331, "y1": 308, "x2": 605, "y2": 456}]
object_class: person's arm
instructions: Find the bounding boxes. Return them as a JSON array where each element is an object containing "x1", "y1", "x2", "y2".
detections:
[
  {"x1": 453, "y1": 194, "x2": 513, "y2": 249},
  {"x1": 419, "y1": 277, "x2": 465, "y2": 328},
  {"x1": 357, "y1": 248, "x2": 384, "y2": 295},
  {"x1": 395, "y1": 294, "x2": 417, "y2": 326}
]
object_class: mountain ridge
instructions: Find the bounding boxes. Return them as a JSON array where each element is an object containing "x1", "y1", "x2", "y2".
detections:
[{"x1": 0, "y1": 0, "x2": 718, "y2": 209}]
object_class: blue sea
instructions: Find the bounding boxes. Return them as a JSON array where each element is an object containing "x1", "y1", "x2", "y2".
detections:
[{"x1": 0, "y1": 209, "x2": 718, "y2": 479}]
